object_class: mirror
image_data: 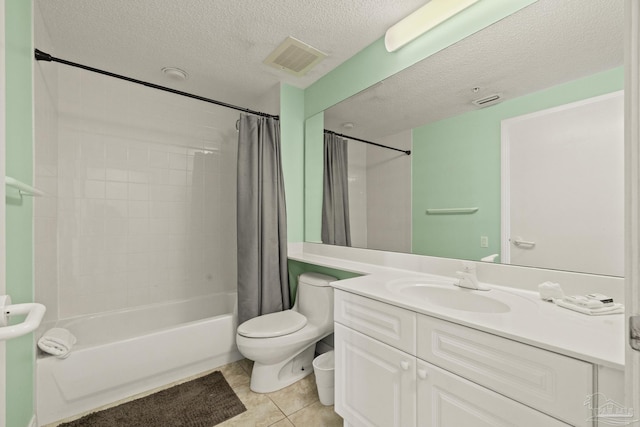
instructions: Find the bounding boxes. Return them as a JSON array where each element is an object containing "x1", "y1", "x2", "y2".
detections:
[{"x1": 307, "y1": 0, "x2": 624, "y2": 276}]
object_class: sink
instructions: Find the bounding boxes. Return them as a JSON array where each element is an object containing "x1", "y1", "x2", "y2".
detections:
[{"x1": 386, "y1": 280, "x2": 511, "y2": 314}]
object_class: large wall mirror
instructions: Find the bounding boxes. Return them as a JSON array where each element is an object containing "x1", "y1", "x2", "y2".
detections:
[{"x1": 306, "y1": 0, "x2": 624, "y2": 277}]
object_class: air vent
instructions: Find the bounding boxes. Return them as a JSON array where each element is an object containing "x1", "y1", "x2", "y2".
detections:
[
  {"x1": 264, "y1": 36, "x2": 327, "y2": 77},
  {"x1": 472, "y1": 93, "x2": 502, "y2": 108}
]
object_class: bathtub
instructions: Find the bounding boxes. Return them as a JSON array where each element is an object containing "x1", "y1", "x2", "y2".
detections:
[{"x1": 36, "y1": 293, "x2": 242, "y2": 425}]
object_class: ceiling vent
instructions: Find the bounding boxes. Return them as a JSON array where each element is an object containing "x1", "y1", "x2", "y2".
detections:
[
  {"x1": 472, "y1": 93, "x2": 503, "y2": 108},
  {"x1": 264, "y1": 36, "x2": 327, "y2": 77}
]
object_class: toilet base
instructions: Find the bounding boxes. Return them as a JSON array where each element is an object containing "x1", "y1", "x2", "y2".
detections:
[{"x1": 249, "y1": 344, "x2": 316, "y2": 393}]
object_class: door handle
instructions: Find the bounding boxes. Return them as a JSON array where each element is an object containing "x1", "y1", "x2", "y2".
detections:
[
  {"x1": 511, "y1": 236, "x2": 536, "y2": 248},
  {"x1": 631, "y1": 315, "x2": 640, "y2": 351},
  {"x1": 400, "y1": 360, "x2": 410, "y2": 371}
]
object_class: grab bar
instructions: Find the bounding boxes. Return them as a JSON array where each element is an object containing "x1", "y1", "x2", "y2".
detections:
[
  {"x1": 5, "y1": 176, "x2": 45, "y2": 197},
  {"x1": 0, "y1": 295, "x2": 46, "y2": 341},
  {"x1": 425, "y1": 207, "x2": 478, "y2": 215}
]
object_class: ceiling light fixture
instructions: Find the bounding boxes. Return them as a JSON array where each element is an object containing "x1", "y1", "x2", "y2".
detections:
[
  {"x1": 384, "y1": 0, "x2": 480, "y2": 52},
  {"x1": 162, "y1": 67, "x2": 188, "y2": 81}
]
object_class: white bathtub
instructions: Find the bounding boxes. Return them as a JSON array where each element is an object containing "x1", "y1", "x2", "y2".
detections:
[{"x1": 36, "y1": 293, "x2": 242, "y2": 425}]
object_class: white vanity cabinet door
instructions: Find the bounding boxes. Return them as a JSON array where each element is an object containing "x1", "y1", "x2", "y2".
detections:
[
  {"x1": 417, "y1": 315, "x2": 593, "y2": 427},
  {"x1": 335, "y1": 290, "x2": 416, "y2": 354},
  {"x1": 416, "y1": 360, "x2": 570, "y2": 427},
  {"x1": 335, "y1": 323, "x2": 416, "y2": 427}
]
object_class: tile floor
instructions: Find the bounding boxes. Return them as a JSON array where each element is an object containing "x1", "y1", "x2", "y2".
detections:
[
  {"x1": 218, "y1": 359, "x2": 343, "y2": 427},
  {"x1": 45, "y1": 359, "x2": 343, "y2": 427}
]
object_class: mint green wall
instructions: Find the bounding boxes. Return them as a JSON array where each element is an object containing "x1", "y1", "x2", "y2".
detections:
[
  {"x1": 288, "y1": 259, "x2": 361, "y2": 302},
  {"x1": 280, "y1": 84, "x2": 305, "y2": 242},
  {"x1": 304, "y1": 0, "x2": 537, "y2": 118},
  {"x1": 5, "y1": 0, "x2": 35, "y2": 426},
  {"x1": 412, "y1": 67, "x2": 624, "y2": 262},
  {"x1": 304, "y1": 112, "x2": 324, "y2": 243}
]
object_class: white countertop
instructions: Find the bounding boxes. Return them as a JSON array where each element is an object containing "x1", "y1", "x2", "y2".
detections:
[{"x1": 289, "y1": 249, "x2": 625, "y2": 370}]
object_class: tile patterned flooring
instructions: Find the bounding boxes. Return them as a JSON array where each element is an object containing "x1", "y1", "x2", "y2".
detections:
[
  {"x1": 218, "y1": 359, "x2": 343, "y2": 427},
  {"x1": 46, "y1": 359, "x2": 343, "y2": 427}
]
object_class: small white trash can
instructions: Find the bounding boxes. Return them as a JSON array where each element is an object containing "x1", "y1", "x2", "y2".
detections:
[{"x1": 313, "y1": 350, "x2": 335, "y2": 405}]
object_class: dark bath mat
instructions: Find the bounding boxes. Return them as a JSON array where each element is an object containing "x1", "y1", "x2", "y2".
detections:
[{"x1": 59, "y1": 371, "x2": 246, "y2": 427}]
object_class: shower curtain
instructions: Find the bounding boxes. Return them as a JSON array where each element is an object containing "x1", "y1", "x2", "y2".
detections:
[
  {"x1": 322, "y1": 133, "x2": 351, "y2": 246},
  {"x1": 236, "y1": 113, "x2": 290, "y2": 325}
]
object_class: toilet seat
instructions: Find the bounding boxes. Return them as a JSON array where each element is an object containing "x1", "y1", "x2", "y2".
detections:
[{"x1": 237, "y1": 310, "x2": 307, "y2": 338}]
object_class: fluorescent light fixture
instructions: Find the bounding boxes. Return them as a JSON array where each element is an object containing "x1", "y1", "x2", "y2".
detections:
[{"x1": 385, "y1": 0, "x2": 480, "y2": 52}]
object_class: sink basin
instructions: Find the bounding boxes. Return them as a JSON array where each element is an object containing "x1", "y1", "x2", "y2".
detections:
[{"x1": 386, "y1": 281, "x2": 511, "y2": 313}]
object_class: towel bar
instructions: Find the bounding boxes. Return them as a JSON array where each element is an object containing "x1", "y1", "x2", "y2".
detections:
[
  {"x1": 425, "y1": 207, "x2": 478, "y2": 215},
  {"x1": 5, "y1": 176, "x2": 45, "y2": 197}
]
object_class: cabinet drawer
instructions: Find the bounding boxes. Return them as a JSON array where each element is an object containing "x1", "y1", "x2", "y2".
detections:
[
  {"x1": 416, "y1": 359, "x2": 570, "y2": 427},
  {"x1": 335, "y1": 290, "x2": 416, "y2": 354},
  {"x1": 417, "y1": 315, "x2": 593, "y2": 427}
]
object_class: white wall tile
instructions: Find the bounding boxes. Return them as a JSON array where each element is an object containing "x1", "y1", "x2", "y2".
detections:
[{"x1": 45, "y1": 65, "x2": 239, "y2": 319}]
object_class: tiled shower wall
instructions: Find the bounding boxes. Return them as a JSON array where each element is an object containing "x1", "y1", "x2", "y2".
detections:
[
  {"x1": 344, "y1": 131, "x2": 412, "y2": 253},
  {"x1": 34, "y1": 3, "x2": 59, "y2": 322},
  {"x1": 37, "y1": 59, "x2": 240, "y2": 319},
  {"x1": 366, "y1": 130, "x2": 412, "y2": 253}
]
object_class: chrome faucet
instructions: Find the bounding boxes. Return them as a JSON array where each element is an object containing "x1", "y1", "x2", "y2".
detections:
[{"x1": 455, "y1": 262, "x2": 490, "y2": 291}]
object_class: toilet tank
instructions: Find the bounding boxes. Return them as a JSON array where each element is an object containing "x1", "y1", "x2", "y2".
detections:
[{"x1": 296, "y1": 272, "x2": 336, "y2": 328}]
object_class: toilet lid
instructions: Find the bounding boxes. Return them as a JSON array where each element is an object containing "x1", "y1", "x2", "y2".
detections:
[{"x1": 237, "y1": 310, "x2": 307, "y2": 338}]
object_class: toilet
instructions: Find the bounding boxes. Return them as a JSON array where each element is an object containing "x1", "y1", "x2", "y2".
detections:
[{"x1": 236, "y1": 272, "x2": 336, "y2": 393}]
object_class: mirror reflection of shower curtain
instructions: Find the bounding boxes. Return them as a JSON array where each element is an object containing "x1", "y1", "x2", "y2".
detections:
[
  {"x1": 236, "y1": 113, "x2": 290, "y2": 325},
  {"x1": 322, "y1": 133, "x2": 351, "y2": 246}
]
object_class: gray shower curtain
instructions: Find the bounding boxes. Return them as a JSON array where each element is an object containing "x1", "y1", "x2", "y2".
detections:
[
  {"x1": 322, "y1": 133, "x2": 351, "y2": 246},
  {"x1": 237, "y1": 113, "x2": 290, "y2": 325}
]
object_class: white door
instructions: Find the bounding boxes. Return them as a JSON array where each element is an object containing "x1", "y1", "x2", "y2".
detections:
[
  {"x1": 0, "y1": 0, "x2": 7, "y2": 424},
  {"x1": 334, "y1": 323, "x2": 416, "y2": 427},
  {"x1": 625, "y1": 0, "x2": 640, "y2": 420},
  {"x1": 501, "y1": 91, "x2": 624, "y2": 276}
]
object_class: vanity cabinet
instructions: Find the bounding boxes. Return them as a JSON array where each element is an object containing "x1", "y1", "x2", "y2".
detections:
[
  {"x1": 334, "y1": 289, "x2": 605, "y2": 427},
  {"x1": 416, "y1": 360, "x2": 568, "y2": 426},
  {"x1": 335, "y1": 323, "x2": 416, "y2": 427}
]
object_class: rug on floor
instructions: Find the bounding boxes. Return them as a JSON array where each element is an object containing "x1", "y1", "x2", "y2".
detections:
[{"x1": 58, "y1": 371, "x2": 246, "y2": 427}]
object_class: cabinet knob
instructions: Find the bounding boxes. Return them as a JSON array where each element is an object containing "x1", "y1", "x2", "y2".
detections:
[
  {"x1": 417, "y1": 369, "x2": 428, "y2": 380},
  {"x1": 400, "y1": 360, "x2": 410, "y2": 371}
]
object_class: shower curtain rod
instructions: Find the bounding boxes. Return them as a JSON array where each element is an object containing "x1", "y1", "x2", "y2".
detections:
[
  {"x1": 324, "y1": 129, "x2": 411, "y2": 155},
  {"x1": 34, "y1": 49, "x2": 279, "y2": 120}
]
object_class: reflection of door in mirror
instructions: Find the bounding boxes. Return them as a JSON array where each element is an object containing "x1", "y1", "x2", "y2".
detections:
[{"x1": 502, "y1": 91, "x2": 624, "y2": 276}]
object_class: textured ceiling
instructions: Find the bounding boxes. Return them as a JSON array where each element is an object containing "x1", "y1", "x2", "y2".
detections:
[
  {"x1": 324, "y1": 0, "x2": 624, "y2": 140},
  {"x1": 35, "y1": 0, "x2": 427, "y2": 113}
]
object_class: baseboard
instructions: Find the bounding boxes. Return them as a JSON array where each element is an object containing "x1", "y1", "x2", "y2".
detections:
[{"x1": 27, "y1": 415, "x2": 37, "y2": 427}]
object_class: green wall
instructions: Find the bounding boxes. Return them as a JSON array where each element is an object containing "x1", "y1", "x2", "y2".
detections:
[
  {"x1": 5, "y1": 0, "x2": 35, "y2": 426},
  {"x1": 412, "y1": 67, "x2": 624, "y2": 261},
  {"x1": 303, "y1": 112, "x2": 324, "y2": 243},
  {"x1": 288, "y1": 260, "x2": 361, "y2": 302},
  {"x1": 280, "y1": 84, "x2": 305, "y2": 242}
]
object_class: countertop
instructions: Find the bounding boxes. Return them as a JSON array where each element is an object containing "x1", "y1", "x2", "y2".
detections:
[{"x1": 289, "y1": 250, "x2": 625, "y2": 370}]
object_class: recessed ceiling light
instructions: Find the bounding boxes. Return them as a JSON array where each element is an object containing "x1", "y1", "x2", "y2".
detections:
[{"x1": 162, "y1": 67, "x2": 188, "y2": 81}]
